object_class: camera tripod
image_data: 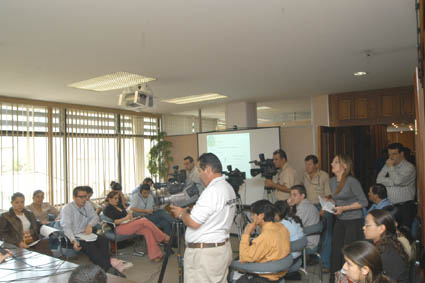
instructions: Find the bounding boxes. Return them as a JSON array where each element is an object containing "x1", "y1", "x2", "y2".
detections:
[
  {"x1": 263, "y1": 186, "x2": 275, "y2": 203},
  {"x1": 158, "y1": 220, "x2": 185, "y2": 283},
  {"x1": 232, "y1": 195, "x2": 251, "y2": 240}
]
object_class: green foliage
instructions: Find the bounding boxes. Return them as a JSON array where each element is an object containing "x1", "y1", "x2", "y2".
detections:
[{"x1": 147, "y1": 132, "x2": 173, "y2": 181}]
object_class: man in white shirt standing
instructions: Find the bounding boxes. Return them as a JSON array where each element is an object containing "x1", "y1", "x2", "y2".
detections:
[{"x1": 171, "y1": 153, "x2": 237, "y2": 283}]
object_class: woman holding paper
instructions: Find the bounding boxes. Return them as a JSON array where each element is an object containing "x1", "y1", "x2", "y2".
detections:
[
  {"x1": 328, "y1": 154, "x2": 368, "y2": 283},
  {"x1": 103, "y1": 191, "x2": 169, "y2": 262},
  {"x1": 0, "y1": 192, "x2": 52, "y2": 256}
]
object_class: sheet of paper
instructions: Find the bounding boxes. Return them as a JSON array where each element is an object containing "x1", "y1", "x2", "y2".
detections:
[
  {"x1": 40, "y1": 225, "x2": 60, "y2": 238},
  {"x1": 319, "y1": 196, "x2": 335, "y2": 214},
  {"x1": 28, "y1": 239, "x2": 41, "y2": 247}
]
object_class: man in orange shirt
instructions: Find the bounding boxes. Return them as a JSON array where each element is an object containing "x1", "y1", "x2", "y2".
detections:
[{"x1": 238, "y1": 199, "x2": 290, "y2": 282}]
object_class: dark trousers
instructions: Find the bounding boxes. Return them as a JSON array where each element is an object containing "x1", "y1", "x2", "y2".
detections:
[
  {"x1": 30, "y1": 238, "x2": 53, "y2": 257},
  {"x1": 394, "y1": 200, "x2": 416, "y2": 230},
  {"x1": 329, "y1": 218, "x2": 364, "y2": 283},
  {"x1": 236, "y1": 274, "x2": 280, "y2": 283},
  {"x1": 145, "y1": 209, "x2": 174, "y2": 235},
  {"x1": 80, "y1": 235, "x2": 111, "y2": 271}
]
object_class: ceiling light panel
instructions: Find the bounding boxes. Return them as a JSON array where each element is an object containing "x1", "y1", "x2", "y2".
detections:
[
  {"x1": 257, "y1": 106, "x2": 272, "y2": 111},
  {"x1": 68, "y1": 72, "x2": 156, "y2": 92},
  {"x1": 162, "y1": 93, "x2": 227, "y2": 104},
  {"x1": 353, "y1": 71, "x2": 368, "y2": 77}
]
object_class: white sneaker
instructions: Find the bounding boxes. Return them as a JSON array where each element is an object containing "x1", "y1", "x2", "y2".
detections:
[{"x1": 121, "y1": 261, "x2": 134, "y2": 271}]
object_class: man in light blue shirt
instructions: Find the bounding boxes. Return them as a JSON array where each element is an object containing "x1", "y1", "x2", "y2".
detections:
[
  {"x1": 60, "y1": 186, "x2": 125, "y2": 277},
  {"x1": 364, "y1": 183, "x2": 393, "y2": 216},
  {"x1": 130, "y1": 177, "x2": 153, "y2": 201}
]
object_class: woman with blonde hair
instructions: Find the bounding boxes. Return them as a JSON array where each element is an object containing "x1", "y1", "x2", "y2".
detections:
[
  {"x1": 337, "y1": 241, "x2": 393, "y2": 283},
  {"x1": 329, "y1": 154, "x2": 368, "y2": 283}
]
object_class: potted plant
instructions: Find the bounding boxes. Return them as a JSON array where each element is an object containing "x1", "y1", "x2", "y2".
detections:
[{"x1": 147, "y1": 131, "x2": 173, "y2": 182}]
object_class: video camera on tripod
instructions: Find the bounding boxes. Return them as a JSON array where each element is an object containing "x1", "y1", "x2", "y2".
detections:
[
  {"x1": 250, "y1": 153, "x2": 277, "y2": 192},
  {"x1": 222, "y1": 165, "x2": 246, "y2": 197},
  {"x1": 154, "y1": 183, "x2": 200, "y2": 208},
  {"x1": 152, "y1": 165, "x2": 199, "y2": 208},
  {"x1": 153, "y1": 165, "x2": 187, "y2": 195}
]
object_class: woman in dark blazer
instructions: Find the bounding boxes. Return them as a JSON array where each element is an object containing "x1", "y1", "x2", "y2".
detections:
[{"x1": 0, "y1": 192, "x2": 52, "y2": 256}]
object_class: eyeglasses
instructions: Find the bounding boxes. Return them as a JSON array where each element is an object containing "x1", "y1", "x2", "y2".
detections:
[
  {"x1": 363, "y1": 223, "x2": 376, "y2": 228},
  {"x1": 76, "y1": 195, "x2": 88, "y2": 199}
]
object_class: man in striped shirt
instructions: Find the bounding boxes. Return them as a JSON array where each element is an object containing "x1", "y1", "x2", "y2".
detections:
[{"x1": 376, "y1": 143, "x2": 416, "y2": 229}]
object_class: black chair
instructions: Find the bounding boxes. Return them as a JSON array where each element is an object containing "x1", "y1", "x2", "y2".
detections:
[
  {"x1": 230, "y1": 254, "x2": 293, "y2": 283},
  {"x1": 287, "y1": 236, "x2": 308, "y2": 278},
  {"x1": 302, "y1": 219, "x2": 324, "y2": 282},
  {"x1": 100, "y1": 213, "x2": 145, "y2": 257}
]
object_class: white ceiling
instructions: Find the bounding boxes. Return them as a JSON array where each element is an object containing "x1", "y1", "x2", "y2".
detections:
[{"x1": 0, "y1": 0, "x2": 418, "y2": 119}]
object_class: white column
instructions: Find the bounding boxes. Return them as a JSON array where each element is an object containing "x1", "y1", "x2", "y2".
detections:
[{"x1": 225, "y1": 101, "x2": 257, "y2": 128}]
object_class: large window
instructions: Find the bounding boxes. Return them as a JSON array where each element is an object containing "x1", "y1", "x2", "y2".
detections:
[
  {"x1": 0, "y1": 104, "x2": 49, "y2": 209},
  {"x1": 0, "y1": 102, "x2": 158, "y2": 209}
]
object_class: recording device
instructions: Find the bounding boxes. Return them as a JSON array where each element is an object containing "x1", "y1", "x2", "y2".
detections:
[
  {"x1": 250, "y1": 153, "x2": 277, "y2": 179},
  {"x1": 168, "y1": 165, "x2": 186, "y2": 184},
  {"x1": 154, "y1": 183, "x2": 199, "y2": 208},
  {"x1": 153, "y1": 165, "x2": 187, "y2": 195},
  {"x1": 250, "y1": 153, "x2": 277, "y2": 192},
  {"x1": 223, "y1": 165, "x2": 246, "y2": 196}
]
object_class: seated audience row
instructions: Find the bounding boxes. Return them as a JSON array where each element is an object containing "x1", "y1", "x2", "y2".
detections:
[{"x1": 0, "y1": 192, "x2": 52, "y2": 256}]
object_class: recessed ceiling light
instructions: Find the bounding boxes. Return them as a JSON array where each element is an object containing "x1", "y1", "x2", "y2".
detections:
[
  {"x1": 68, "y1": 72, "x2": 156, "y2": 92},
  {"x1": 257, "y1": 106, "x2": 272, "y2": 111},
  {"x1": 162, "y1": 93, "x2": 227, "y2": 104},
  {"x1": 353, "y1": 71, "x2": 368, "y2": 77}
]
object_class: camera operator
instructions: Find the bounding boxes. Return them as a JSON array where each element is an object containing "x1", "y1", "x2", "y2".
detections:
[
  {"x1": 170, "y1": 153, "x2": 236, "y2": 283},
  {"x1": 184, "y1": 156, "x2": 205, "y2": 194},
  {"x1": 264, "y1": 149, "x2": 300, "y2": 201}
]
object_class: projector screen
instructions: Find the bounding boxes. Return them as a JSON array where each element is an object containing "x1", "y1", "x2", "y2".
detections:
[
  {"x1": 198, "y1": 127, "x2": 280, "y2": 177},
  {"x1": 198, "y1": 127, "x2": 281, "y2": 204}
]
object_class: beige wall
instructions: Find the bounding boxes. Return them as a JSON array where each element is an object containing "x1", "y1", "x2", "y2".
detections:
[
  {"x1": 165, "y1": 134, "x2": 199, "y2": 172},
  {"x1": 280, "y1": 126, "x2": 315, "y2": 177},
  {"x1": 312, "y1": 94, "x2": 329, "y2": 126}
]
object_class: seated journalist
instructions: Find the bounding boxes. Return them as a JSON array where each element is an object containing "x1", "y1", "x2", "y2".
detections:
[{"x1": 237, "y1": 199, "x2": 290, "y2": 282}]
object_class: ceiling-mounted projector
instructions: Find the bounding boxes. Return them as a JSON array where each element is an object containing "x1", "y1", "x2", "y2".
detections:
[{"x1": 118, "y1": 84, "x2": 154, "y2": 111}]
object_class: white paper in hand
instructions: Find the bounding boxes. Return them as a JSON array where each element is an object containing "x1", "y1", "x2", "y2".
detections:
[
  {"x1": 319, "y1": 196, "x2": 335, "y2": 214},
  {"x1": 76, "y1": 233, "x2": 98, "y2": 242},
  {"x1": 28, "y1": 239, "x2": 41, "y2": 247},
  {"x1": 40, "y1": 225, "x2": 60, "y2": 238}
]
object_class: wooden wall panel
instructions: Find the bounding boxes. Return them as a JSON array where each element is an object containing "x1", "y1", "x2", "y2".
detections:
[
  {"x1": 382, "y1": 95, "x2": 394, "y2": 117},
  {"x1": 414, "y1": 70, "x2": 425, "y2": 244},
  {"x1": 338, "y1": 99, "x2": 352, "y2": 120},
  {"x1": 387, "y1": 132, "x2": 415, "y2": 153},
  {"x1": 329, "y1": 86, "x2": 414, "y2": 126},
  {"x1": 355, "y1": 97, "x2": 368, "y2": 119},
  {"x1": 164, "y1": 134, "x2": 199, "y2": 174}
]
